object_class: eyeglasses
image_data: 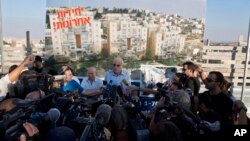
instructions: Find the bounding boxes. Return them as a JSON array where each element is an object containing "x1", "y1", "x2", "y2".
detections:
[
  {"x1": 205, "y1": 78, "x2": 216, "y2": 83},
  {"x1": 113, "y1": 64, "x2": 121, "y2": 67}
]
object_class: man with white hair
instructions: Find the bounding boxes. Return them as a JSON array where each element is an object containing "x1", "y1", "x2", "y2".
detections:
[
  {"x1": 80, "y1": 67, "x2": 102, "y2": 102},
  {"x1": 104, "y1": 57, "x2": 130, "y2": 86},
  {"x1": 81, "y1": 67, "x2": 102, "y2": 90}
]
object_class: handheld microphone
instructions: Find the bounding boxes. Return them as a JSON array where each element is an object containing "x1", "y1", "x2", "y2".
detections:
[
  {"x1": 103, "y1": 80, "x2": 107, "y2": 86},
  {"x1": 109, "y1": 80, "x2": 113, "y2": 85}
]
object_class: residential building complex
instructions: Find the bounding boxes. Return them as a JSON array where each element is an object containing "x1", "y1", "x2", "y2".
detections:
[
  {"x1": 46, "y1": 7, "x2": 204, "y2": 60},
  {"x1": 201, "y1": 36, "x2": 249, "y2": 87}
]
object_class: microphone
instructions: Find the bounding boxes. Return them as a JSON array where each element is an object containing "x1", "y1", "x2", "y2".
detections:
[
  {"x1": 122, "y1": 79, "x2": 129, "y2": 86},
  {"x1": 109, "y1": 80, "x2": 113, "y2": 85},
  {"x1": 103, "y1": 80, "x2": 107, "y2": 86},
  {"x1": 47, "y1": 108, "x2": 60, "y2": 128},
  {"x1": 95, "y1": 104, "x2": 112, "y2": 126},
  {"x1": 117, "y1": 86, "x2": 124, "y2": 97},
  {"x1": 156, "y1": 82, "x2": 164, "y2": 88}
]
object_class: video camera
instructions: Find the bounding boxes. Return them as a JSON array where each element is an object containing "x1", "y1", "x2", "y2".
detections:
[
  {"x1": 154, "y1": 82, "x2": 171, "y2": 103},
  {"x1": 0, "y1": 100, "x2": 55, "y2": 141},
  {"x1": 8, "y1": 71, "x2": 56, "y2": 99}
]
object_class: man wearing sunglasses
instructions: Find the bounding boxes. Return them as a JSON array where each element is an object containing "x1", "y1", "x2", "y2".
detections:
[
  {"x1": 201, "y1": 71, "x2": 234, "y2": 135},
  {"x1": 104, "y1": 57, "x2": 130, "y2": 86}
]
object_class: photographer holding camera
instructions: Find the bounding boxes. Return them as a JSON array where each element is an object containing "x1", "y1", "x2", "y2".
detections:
[{"x1": 0, "y1": 54, "x2": 34, "y2": 101}]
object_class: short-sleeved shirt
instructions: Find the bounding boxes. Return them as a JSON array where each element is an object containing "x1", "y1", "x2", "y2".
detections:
[
  {"x1": 61, "y1": 80, "x2": 84, "y2": 94},
  {"x1": 104, "y1": 70, "x2": 130, "y2": 86},
  {"x1": 0, "y1": 75, "x2": 11, "y2": 101},
  {"x1": 72, "y1": 76, "x2": 80, "y2": 84},
  {"x1": 80, "y1": 77, "x2": 102, "y2": 90}
]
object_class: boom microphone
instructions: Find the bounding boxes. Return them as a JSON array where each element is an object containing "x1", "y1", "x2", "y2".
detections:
[{"x1": 95, "y1": 104, "x2": 112, "y2": 126}]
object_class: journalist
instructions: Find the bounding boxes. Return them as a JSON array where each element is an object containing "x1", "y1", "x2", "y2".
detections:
[{"x1": 0, "y1": 54, "x2": 34, "y2": 101}]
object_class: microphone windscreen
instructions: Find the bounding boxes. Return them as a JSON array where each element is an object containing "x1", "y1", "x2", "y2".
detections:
[
  {"x1": 95, "y1": 104, "x2": 112, "y2": 125},
  {"x1": 47, "y1": 108, "x2": 60, "y2": 124},
  {"x1": 122, "y1": 79, "x2": 129, "y2": 86}
]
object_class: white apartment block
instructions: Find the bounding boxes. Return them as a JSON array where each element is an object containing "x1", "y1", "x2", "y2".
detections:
[
  {"x1": 153, "y1": 27, "x2": 185, "y2": 58},
  {"x1": 3, "y1": 42, "x2": 26, "y2": 73},
  {"x1": 48, "y1": 8, "x2": 103, "y2": 59},
  {"x1": 107, "y1": 19, "x2": 147, "y2": 57},
  {"x1": 201, "y1": 38, "x2": 249, "y2": 87},
  {"x1": 32, "y1": 43, "x2": 46, "y2": 57}
]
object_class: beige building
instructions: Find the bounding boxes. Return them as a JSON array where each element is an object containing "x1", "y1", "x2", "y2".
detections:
[
  {"x1": 48, "y1": 8, "x2": 103, "y2": 60},
  {"x1": 201, "y1": 37, "x2": 248, "y2": 87},
  {"x1": 2, "y1": 41, "x2": 26, "y2": 73}
]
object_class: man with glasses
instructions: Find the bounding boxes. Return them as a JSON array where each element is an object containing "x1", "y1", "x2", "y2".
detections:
[
  {"x1": 104, "y1": 57, "x2": 130, "y2": 86},
  {"x1": 202, "y1": 71, "x2": 234, "y2": 134}
]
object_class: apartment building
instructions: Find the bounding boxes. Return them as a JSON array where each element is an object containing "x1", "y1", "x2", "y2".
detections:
[
  {"x1": 149, "y1": 26, "x2": 185, "y2": 59},
  {"x1": 2, "y1": 41, "x2": 26, "y2": 73},
  {"x1": 201, "y1": 37, "x2": 249, "y2": 87},
  {"x1": 47, "y1": 8, "x2": 103, "y2": 60}
]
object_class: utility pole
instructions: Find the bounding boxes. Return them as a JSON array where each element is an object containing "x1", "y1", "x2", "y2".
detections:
[
  {"x1": 0, "y1": 0, "x2": 4, "y2": 73},
  {"x1": 241, "y1": 19, "x2": 250, "y2": 101},
  {"x1": 0, "y1": 1, "x2": 3, "y2": 73}
]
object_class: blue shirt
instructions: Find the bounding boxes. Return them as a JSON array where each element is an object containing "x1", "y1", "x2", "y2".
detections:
[
  {"x1": 104, "y1": 70, "x2": 130, "y2": 86},
  {"x1": 80, "y1": 77, "x2": 102, "y2": 90},
  {"x1": 61, "y1": 80, "x2": 84, "y2": 94}
]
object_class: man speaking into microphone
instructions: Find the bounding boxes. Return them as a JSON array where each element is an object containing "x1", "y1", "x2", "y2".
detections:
[{"x1": 104, "y1": 57, "x2": 130, "y2": 86}]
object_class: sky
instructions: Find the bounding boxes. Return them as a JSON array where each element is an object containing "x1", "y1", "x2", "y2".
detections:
[
  {"x1": 47, "y1": 0, "x2": 207, "y2": 19},
  {"x1": 1, "y1": 0, "x2": 206, "y2": 41},
  {"x1": 204, "y1": 0, "x2": 250, "y2": 42},
  {"x1": 1, "y1": 0, "x2": 249, "y2": 42},
  {"x1": 2, "y1": 0, "x2": 46, "y2": 41}
]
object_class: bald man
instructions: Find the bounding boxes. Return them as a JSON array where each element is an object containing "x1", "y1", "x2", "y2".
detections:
[
  {"x1": 104, "y1": 57, "x2": 130, "y2": 86},
  {"x1": 81, "y1": 67, "x2": 102, "y2": 90},
  {"x1": 80, "y1": 67, "x2": 102, "y2": 102}
]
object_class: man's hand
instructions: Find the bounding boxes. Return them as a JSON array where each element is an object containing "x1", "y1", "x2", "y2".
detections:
[
  {"x1": 156, "y1": 97, "x2": 165, "y2": 108},
  {"x1": 23, "y1": 54, "x2": 34, "y2": 65},
  {"x1": 128, "y1": 85, "x2": 139, "y2": 91},
  {"x1": 19, "y1": 122, "x2": 39, "y2": 141},
  {"x1": 104, "y1": 127, "x2": 111, "y2": 141}
]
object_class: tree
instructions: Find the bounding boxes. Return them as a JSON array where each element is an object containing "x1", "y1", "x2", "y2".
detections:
[
  {"x1": 125, "y1": 58, "x2": 140, "y2": 70},
  {"x1": 144, "y1": 47, "x2": 154, "y2": 60},
  {"x1": 101, "y1": 47, "x2": 109, "y2": 58},
  {"x1": 94, "y1": 12, "x2": 102, "y2": 19}
]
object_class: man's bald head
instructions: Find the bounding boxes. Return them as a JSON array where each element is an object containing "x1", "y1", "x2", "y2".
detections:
[
  {"x1": 87, "y1": 67, "x2": 97, "y2": 81},
  {"x1": 113, "y1": 57, "x2": 123, "y2": 65},
  {"x1": 112, "y1": 57, "x2": 123, "y2": 75}
]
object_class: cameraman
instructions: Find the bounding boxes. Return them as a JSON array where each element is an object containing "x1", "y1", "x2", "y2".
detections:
[
  {"x1": 149, "y1": 97, "x2": 182, "y2": 141},
  {"x1": 0, "y1": 55, "x2": 34, "y2": 101}
]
